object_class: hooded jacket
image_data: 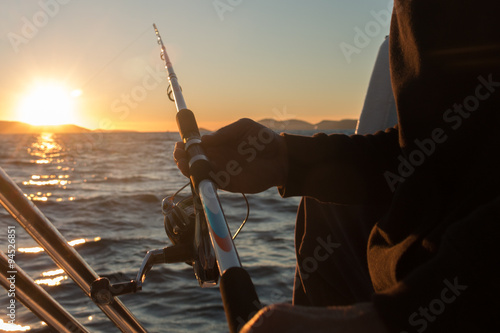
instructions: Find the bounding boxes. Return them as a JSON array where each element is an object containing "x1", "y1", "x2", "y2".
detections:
[{"x1": 279, "y1": 1, "x2": 500, "y2": 331}]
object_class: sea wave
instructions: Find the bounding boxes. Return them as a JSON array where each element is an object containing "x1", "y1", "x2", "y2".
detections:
[{"x1": 0, "y1": 132, "x2": 299, "y2": 333}]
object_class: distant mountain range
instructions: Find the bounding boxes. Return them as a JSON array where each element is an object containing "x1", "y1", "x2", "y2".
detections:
[
  {"x1": 0, "y1": 121, "x2": 90, "y2": 134},
  {"x1": 0, "y1": 119, "x2": 358, "y2": 134},
  {"x1": 257, "y1": 119, "x2": 357, "y2": 131}
]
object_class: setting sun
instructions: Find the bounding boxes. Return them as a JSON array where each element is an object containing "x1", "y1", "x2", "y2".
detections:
[{"x1": 17, "y1": 83, "x2": 81, "y2": 126}]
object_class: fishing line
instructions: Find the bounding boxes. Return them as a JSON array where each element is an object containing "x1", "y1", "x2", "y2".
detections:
[
  {"x1": 232, "y1": 193, "x2": 249, "y2": 240},
  {"x1": 173, "y1": 181, "x2": 190, "y2": 198},
  {"x1": 168, "y1": 182, "x2": 250, "y2": 240}
]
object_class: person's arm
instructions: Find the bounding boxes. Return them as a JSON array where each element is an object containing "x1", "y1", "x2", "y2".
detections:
[
  {"x1": 279, "y1": 126, "x2": 400, "y2": 204},
  {"x1": 174, "y1": 119, "x2": 402, "y2": 204}
]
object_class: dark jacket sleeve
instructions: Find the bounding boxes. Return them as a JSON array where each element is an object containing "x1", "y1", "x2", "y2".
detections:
[
  {"x1": 372, "y1": 196, "x2": 500, "y2": 333},
  {"x1": 278, "y1": 127, "x2": 401, "y2": 205}
]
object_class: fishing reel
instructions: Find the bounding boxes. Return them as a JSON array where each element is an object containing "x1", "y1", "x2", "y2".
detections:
[
  {"x1": 161, "y1": 187, "x2": 219, "y2": 287},
  {"x1": 91, "y1": 184, "x2": 219, "y2": 305}
]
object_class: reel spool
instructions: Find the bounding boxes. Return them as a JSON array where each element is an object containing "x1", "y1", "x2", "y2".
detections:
[
  {"x1": 162, "y1": 191, "x2": 219, "y2": 287},
  {"x1": 162, "y1": 195, "x2": 195, "y2": 246}
]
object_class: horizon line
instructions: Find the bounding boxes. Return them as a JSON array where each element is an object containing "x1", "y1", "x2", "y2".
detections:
[{"x1": 0, "y1": 118, "x2": 358, "y2": 134}]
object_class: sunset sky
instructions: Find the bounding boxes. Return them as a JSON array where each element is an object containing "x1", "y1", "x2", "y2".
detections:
[{"x1": 0, "y1": 0, "x2": 392, "y2": 132}]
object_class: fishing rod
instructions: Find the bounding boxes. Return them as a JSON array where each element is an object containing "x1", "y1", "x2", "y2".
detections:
[
  {"x1": 89, "y1": 24, "x2": 261, "y2": 333},
  {"x1": 153, "y1": 23, "x2": 262, "y2": 332}
]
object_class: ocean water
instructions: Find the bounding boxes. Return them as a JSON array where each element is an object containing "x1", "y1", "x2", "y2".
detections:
[{"x1": 0, "y1": 130, "x2": 351, "y2": 332}]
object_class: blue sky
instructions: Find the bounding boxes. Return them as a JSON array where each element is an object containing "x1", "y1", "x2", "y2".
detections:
[{"x1": 0, "y1": 0, "x2": 392, "y2": 131}]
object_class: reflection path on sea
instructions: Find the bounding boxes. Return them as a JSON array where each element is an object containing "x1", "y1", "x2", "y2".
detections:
[{"x1": 22, "y1": 133, "x2": 73, "y2": 203}]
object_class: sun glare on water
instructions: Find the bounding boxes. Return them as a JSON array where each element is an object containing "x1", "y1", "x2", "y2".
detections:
[{"x1": 17, "y1": 82, "x2": 81, "y2": 126}]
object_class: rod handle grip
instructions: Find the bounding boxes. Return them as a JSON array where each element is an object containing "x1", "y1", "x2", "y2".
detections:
[
  {"x1": 219, "y1": 267, "x2": 262, "y2": 333},
  {"x1": 176, "y1": 109, "x2": 200, "y2": 141}
]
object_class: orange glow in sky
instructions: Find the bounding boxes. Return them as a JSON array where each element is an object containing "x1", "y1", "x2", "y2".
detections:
[{"x1": 1, "y1": 1, "x2": 392, "y2": 132}]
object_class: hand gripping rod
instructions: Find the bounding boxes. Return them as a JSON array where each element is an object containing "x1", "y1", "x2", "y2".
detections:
[{"x1": 154, "y1": 24, "x2": 261, "y2": 332}]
